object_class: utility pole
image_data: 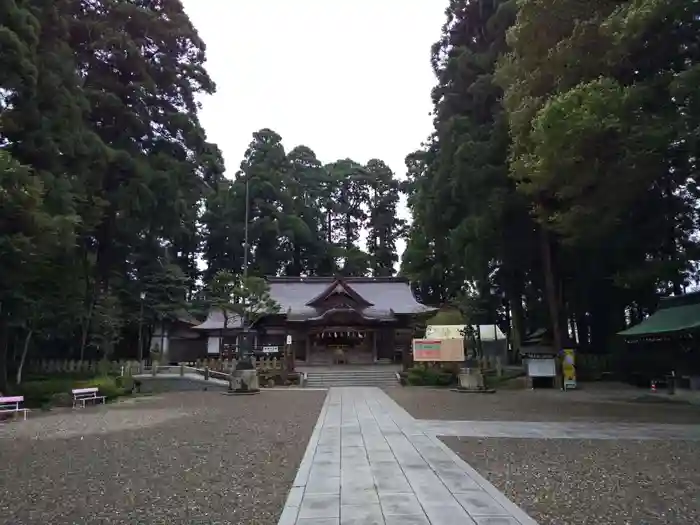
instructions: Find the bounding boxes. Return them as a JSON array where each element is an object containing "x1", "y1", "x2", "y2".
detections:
[
  {"x1": 243, "y1": 173, "x2": 250, "y2": 280},
  {"x1": 138, "y1": 292, "x2": 145, "y2": 363},
  {"x1": 240, "y1": 173, "x2": 252, "y2": 364}
]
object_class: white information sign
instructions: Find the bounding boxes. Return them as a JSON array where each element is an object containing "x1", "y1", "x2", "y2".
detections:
[
  {"x1": 286, "y1": 334, "x2": 292, "y2": 345},
  {"x1": 262, "y1": 345, "x2": 278, "y2": 354},
  {"x1": 527, "y1": 358, "x2": 556, "y2": 377}
]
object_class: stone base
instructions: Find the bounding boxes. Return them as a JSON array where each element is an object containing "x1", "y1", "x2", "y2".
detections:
[
  {"x1": 451, "y1": 387, "x2": 496, "y2": 394},
  {"x1": 458, "y1": 369, "x2": 485, "y2": 390},
  {"x1": 223, "y1": 389, "x2": 261, "y2": 396},
  {"x1": 230, "y1": 368, "x2": 260, "y2": 392}
]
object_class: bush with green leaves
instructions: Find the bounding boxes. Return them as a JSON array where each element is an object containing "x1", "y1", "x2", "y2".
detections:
[
  {"x1": 405, "y1": 366, "x2": 456, "y2": 386},
  {"x1": 11, "y1": 375, "x2": 131, "y2": 407}
]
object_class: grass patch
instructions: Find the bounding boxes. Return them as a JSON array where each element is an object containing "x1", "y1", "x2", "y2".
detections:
[{"x1": 484, "y1": 369, "x2": 526, "y2": 389}]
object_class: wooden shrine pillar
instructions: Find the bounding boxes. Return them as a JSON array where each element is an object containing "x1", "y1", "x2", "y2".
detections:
[{"x1": 371, "y1": 329, "x2": 378, "y2": 363}]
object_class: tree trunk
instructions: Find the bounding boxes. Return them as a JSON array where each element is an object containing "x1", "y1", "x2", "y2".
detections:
[
  {"x1": 576, "y1": 311, "x2": 590, "y2": 349},
  {"x1": 160, "y1": 319, "x2": 166, "y2": 361},
  {"x1": 0, "y1": 315, "x2": 8, "y2": 393},
  {"x1": 540, "y1": 226, "x2": 563, "y2": 352},
  {"x1": 569, "y1": 315, "x2": 577, "y2": 345},
  {"x1": 508, "y1": 294, "x2": 524, "y2": 352},
  {"x1": 80, "y1": 285, "x2": 97, "y2": 361},
  {"x1": 16, "y1": 330, "x2": 32, "y2": 386}
]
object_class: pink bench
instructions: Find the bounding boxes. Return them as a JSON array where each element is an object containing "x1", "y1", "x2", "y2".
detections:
[
  {"x1": 0, "y1": 396, "x2": 29, "y2": 421},
  {"x1": 72, "y1": 387, "x2": 106, "y2": 408}
]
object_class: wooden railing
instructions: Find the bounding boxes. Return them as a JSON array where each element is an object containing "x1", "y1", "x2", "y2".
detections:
[{"x1": 27, "y1": 357, "x2": 287, "y2": 377}]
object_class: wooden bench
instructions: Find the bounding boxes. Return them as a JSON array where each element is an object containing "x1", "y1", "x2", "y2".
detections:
[
  {"x1": 72, "y1": 387, "x2": 106, "y2": 408},
  {"x1": 0, "y1": 396, "x2": 29, "y2": 421}
]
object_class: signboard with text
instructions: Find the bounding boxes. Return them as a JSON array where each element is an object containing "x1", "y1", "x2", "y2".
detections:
[
  {"x1": 412, "y1": 339, "x2": 465, "y2": 362},
  {"x1": 413, "y1": 340, "x2": 442, "y2": 361}
]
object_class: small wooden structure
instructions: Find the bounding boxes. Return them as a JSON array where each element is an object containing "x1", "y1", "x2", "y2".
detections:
[
  {"x1": 619, "y1": 292, "x2": 700, "y2": 389},
  {"x1": 520, "y1": 329, "x2": 561, "y2": 389}
]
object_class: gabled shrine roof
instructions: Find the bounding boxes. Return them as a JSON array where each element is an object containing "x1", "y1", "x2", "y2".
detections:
[
  {"x1": 192, "y1": 276, "x2": 435, "y2": 331},
  {"x1": 268, "y1": 276, "x2": 435, "y2": 316}
]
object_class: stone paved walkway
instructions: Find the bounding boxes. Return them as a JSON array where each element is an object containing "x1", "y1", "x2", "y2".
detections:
[{"x1": 278, "y1": 387, "x2": 538, "y2": 525}]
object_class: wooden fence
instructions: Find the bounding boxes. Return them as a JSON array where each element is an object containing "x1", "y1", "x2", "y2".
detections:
[
  {"x1": 178, "y1": 358, "x2": 285, "y2": 374},
  {"x1": 575, "y1": 353, "x2": 615, "y2": 380},
  {"x1": 28, "y1": 357, "x2": 287, "y2": 377},
  {"x1": 27, "y1": 352, "x2": 614, "y2": 380}
]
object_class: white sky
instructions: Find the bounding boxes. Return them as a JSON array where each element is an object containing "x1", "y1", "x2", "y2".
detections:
[{"x1": 181, "y1": 0, "x2": 446, "y2": 260}]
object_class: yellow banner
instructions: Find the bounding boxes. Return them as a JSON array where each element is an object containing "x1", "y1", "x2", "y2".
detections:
[{"x1": 562, "y1": 349, "x2": 576, "y2": 389}]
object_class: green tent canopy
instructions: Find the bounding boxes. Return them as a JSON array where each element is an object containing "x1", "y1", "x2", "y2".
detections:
[{"x1": 619, "y1": 292, "x2": 700, "y2": 338}]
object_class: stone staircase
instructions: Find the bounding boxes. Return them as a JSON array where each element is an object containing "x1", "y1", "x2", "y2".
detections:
[{"x1": 304, "y1": 367, "x2": 400, "y2": 388}]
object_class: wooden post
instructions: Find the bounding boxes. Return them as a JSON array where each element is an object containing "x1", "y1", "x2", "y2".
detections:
[
  {"x1": 372, "y1": 330, "x2": 378, "y2": 363},
  {"x1": 282, "y1": 343, "x2": 289, "y2": 383}
]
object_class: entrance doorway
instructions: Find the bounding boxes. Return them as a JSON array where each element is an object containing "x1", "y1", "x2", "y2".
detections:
[{"x1": 308, "y1": 328, "x2": 374, "y2": 365}]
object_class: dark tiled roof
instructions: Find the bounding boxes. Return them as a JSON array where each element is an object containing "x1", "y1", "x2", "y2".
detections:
[
  {"x1": 193, "y1": 276, "x2": 435, "y2": 331},
  {"x1": 192, "y1": 310, "x2": 243, "y2": 330},
  {"x1": 267, "y1": 276, "x2": 435, "y2": 316}
]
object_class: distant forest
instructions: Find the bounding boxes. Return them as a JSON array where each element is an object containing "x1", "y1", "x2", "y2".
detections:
[
  {"x1": 2, "y1": 0, "x2": 698, "y2": 389},
  {"x1": 401, "y1": 0, "x2": 699, "y2": 353},
  {"x1": 0, "y1": 1, "x2": 405, "y2": 387},
  {"x1": 203, "y1": 129, "x2": 405, "y2": 282}
]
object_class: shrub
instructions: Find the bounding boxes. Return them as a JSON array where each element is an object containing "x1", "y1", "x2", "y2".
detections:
[
  {"x1": 258, "y1": 371, "x2": 301, "y2": 386},
  {"x1": 405, "y1": 366, "x2": 457, "y2": 387},
  {"x1": 13, "y1": 378, "x2": 76, "y2": 407},
  {"x1": 407, "y1": 370, "x2": 425, "y2": 386},
  {"x1": 76, "y1": 376, "x2": 124, "y2": 400},
  {"x1": 50, "y1": 392, "x2": 74, "y2": 407},
  {"x1": 13, "y1": 375, "x2": 132, "y2": 408},
  {"x1": 115, "y1": 376, "x2": 135, "y2": 393}
]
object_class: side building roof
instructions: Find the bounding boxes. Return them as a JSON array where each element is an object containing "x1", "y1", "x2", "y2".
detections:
[{"x1": 618, "y1": 291, "x2": 700, "y2": 340}]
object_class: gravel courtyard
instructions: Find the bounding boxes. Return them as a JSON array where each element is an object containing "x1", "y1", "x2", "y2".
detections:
[
  {"x1": 443, "y1": 436, "x2": 700, "y2": 525},
  {"x1": 0, "y1": 390, "x2": 325, "y2": 525},
  {"x1": 387, "y1": 385, "x2": 700, "y2": 524},
  {"x1": 386, "y1": 384, "x2": 700, "y2": 423}
]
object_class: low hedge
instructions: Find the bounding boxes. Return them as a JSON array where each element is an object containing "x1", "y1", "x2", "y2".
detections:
[
  {"x1": 10, "y1": 375, "x2": 132, "y2": 408},
  {"x1": 257, "y1": 371, "x2": 301, "y2": 387},
  {"x1": 403, "y1": 366, "x2": 456, "y2": 387}
]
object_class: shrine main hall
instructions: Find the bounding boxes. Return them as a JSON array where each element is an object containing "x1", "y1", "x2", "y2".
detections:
[{"x1": 193, "y1": 276, "x2": 436, "y2": 366}]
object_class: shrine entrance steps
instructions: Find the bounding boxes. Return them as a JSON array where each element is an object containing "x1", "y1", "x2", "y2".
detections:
[{"x1": 303, "y1": 365, "x2": 401, "y2": 388}]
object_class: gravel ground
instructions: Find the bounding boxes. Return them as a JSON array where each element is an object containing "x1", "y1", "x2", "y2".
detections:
[
  {"x1": 0, "y1": 390, "x2": 326, "y2": 525},
  {"x1": 386, "y1": 385, "x2": 700, "y2": 423},
  {"x1": 443, "y1": 436, "x2": 700, "y2": 525}
]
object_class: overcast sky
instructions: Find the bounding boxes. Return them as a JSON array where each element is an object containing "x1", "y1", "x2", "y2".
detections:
[{"x1": 181, "y1": 0, "x2": 446, "y2": 259}]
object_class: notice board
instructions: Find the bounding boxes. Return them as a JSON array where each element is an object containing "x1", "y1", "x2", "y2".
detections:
[{"x1": 413, "y1": 338, "x2": 465, "y2": 362}]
